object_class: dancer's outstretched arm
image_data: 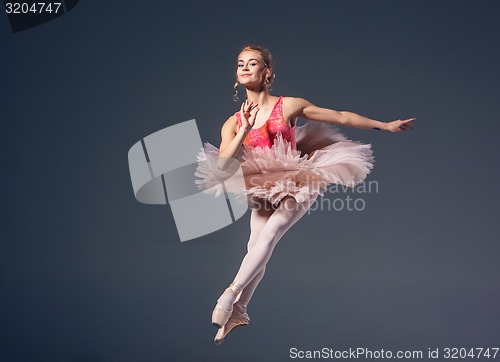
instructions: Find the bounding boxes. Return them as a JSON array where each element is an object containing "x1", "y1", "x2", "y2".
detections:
[{"x1": 283, "y1": 97, "x2": 415, "y2": 132}]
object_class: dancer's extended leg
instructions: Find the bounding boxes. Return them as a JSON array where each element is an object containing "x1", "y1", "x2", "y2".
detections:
[
  {"x1": 212, "y1": 198, "x2": 274, "y2": 332},
  {"x1": 216, "y1": 194, "x2": 318, "y2": 311},
  {"x1": 213, "y1": 196, "x2": 315, "y2": 343},
  {"x1": 233, "y1": 198, "x2": 274, "y2": 307}
]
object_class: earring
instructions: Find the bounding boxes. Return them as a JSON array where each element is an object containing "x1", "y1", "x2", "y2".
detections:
[
  {"x1": 264, "y1": 73, "x2": 274, "y2": 85},
  {"x1": 233, "y1": 81, "x2": 239, "y2": 102}
]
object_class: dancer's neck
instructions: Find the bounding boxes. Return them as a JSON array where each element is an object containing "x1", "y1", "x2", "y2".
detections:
[{"x1": 245, "y1": 89, "x2": 276, "y2": 109}]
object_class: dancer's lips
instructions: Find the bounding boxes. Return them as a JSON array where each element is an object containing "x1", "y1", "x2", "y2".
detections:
[{"x1": 241, "y1": 74, "x2": 252, "y2": 77}]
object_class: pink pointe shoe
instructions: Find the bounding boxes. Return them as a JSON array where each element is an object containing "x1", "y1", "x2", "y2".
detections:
[
  {"x1": 211, "y1": 282, "x2": 243, "y2": 329},
  {"x1": 214, "y1": 300, "x2": 250, "y2": 345}
]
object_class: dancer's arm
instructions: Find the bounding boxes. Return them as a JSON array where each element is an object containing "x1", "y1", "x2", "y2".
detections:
[
  {"x1": 217, "y1": 116, "x2": 247, "y2": 170},
  {"x1": 284, "y1": 97, "x2": 415, "y2": 132},
  {"x1": 218, "y1": 101, "x2": 259, "y2": 170}
]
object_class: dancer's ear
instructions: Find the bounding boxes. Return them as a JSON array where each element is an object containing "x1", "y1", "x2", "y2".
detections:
[
  {"x1": 263, "y1": 67, "x2": 273, "y2": 85},
  {"x1": 266, "y1": 67, "x2": 272, "y2": 77}
]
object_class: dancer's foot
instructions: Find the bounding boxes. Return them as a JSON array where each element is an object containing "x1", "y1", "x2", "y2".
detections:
[
  {"x1": 211, "y1": 282, "x2": 243, "y2": 329},
  {"x1": 214, "y1": 300, "x2": 250, "y2": 345}
]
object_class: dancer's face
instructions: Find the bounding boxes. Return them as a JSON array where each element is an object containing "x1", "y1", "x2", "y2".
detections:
[{"x1": 236, "y1": 51, "x2": 269, "y2": 86}]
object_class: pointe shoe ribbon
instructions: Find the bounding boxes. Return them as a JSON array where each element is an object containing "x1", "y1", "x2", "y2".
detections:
[{"x1": 211, "y1": 282, "x2": 243, "y2": 329}]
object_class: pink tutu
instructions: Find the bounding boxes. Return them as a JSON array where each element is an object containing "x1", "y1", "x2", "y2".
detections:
[{"x1": 195, "y1": 121, "x2": 374, "y2": 205}]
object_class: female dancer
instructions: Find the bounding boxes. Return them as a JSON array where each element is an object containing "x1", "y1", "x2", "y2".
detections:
[{"x1": 196, "y1": 45, "x2": 415, "y2": 344}]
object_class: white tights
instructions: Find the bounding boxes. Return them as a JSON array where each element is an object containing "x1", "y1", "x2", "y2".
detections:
[{"x1": 218, "y1": 193, "x2": 319, "y2": 311}]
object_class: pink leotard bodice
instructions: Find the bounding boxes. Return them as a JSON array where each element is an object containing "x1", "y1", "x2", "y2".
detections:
[{"x1": 236, "y1": 96, "x2": 296, "y2": 150}]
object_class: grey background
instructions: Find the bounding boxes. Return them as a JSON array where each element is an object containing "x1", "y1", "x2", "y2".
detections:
[{"x1": 1, "y1": 1, "x2": 499, "y2": 361}]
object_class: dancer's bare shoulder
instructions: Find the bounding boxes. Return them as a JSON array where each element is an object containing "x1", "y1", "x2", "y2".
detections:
[
  {"x1": 282, "y1": 96, "x2": 312, "y2": 124},
  {"x1": 221, "y1": 114, "x2": 238, "y2": 134},
  {"x1": 220, "y1": 115, "x2": 238, "y2": 150}
]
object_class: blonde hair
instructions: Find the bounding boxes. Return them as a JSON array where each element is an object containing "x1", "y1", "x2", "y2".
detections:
[{"x1": 233, "y1": 45, "x2": 275, "y2": 101}]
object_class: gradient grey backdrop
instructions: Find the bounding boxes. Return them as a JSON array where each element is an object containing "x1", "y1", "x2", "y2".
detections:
[{"x1": 1, "y1": 1, "x2": 499, "y2": 361}]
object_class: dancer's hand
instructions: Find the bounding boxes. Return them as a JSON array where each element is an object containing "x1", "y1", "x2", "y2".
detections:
[
  {"x1": 386, "y1": 118, "x2": 416, "y2": 132},
  {"x1": 239, "y1": 100, "x2": 259, "y2": 132}
]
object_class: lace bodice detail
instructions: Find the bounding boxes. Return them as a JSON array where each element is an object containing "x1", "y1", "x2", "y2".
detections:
[{"x1": 236, "y1": 96, "x2": 296, "y2": 150}]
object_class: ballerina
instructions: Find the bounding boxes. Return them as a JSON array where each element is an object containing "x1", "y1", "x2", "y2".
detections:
[{"x1": 195, "y1": 45, "x2": 415, "y2": 344}]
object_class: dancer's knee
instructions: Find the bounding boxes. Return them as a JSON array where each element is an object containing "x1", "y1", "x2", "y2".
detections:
[
  {"x1": 247, "y1": 233, "x2": 259, "y2": 252},
  {"x1": 255, "y1": 227, "x2": 281, "y2": 250}
]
